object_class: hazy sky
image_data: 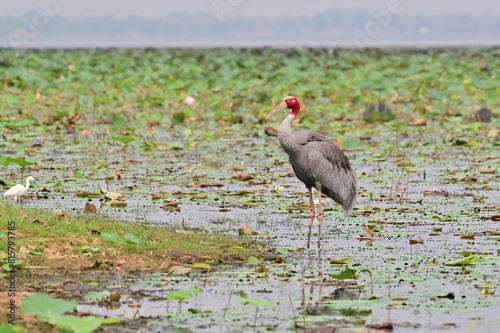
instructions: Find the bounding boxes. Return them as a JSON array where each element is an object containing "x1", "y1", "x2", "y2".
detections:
[{"x1": 2, "y1": 0, "x2": 500, "y2": 18}]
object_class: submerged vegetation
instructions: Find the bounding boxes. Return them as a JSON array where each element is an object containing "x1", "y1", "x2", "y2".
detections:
[{"x1": 0, "y1": 47, "x2": 499, "y2": 331}]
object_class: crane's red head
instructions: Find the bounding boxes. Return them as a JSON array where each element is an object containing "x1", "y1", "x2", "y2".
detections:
[{"x1": 265, "y1": 96, "x2": 301, "y2": 120}]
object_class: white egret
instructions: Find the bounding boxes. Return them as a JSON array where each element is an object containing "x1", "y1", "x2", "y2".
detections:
[{"x1": 3, "y1": 176, "x2": 39, "y2": 204}]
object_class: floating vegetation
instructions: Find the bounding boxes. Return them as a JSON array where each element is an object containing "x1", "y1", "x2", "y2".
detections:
[{"x1": 0, "y1": 47, "x2": 499, "y2": 332}]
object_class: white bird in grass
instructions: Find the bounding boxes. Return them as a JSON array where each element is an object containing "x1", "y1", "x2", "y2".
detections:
[{"x1": 3, "y1": 176, "x2": 39, "y2": 204}]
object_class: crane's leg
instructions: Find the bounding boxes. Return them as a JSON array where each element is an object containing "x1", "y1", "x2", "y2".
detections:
[
  {"x1": 317, "y1": 190, "x2": 324, "y2": 247},
  {"x1": 307, "y1": 188, "x2": 315, "y2": 249}
]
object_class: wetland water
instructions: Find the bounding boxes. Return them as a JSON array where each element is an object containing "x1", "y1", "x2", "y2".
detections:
[
  {"x1": 1, "y1": 47, "x2": 499, "y2": 332},
  {"x1": 21, "y1": 130, "x2": 500, "y2": 332}
]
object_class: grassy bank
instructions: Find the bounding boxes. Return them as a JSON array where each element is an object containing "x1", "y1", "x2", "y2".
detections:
[
  {"x1": 0, "y1": 204, "x2": 265, "y2": 324},
  {"x1": 0, "y1": 204, "x2": 265, "y2": 274}
]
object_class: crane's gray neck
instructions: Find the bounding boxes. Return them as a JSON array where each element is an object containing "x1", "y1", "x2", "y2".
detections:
[{"x1": 278, "y1": 113, "x2": 299, "y2": 155}]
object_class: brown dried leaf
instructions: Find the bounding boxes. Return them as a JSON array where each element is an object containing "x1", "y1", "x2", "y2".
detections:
[
  {"x1": 409, "y1": 118, "x2": 427, "y2": 126},
  {"x1": 329, "y1": 258, "x2": 349, "y2": 265},
  {"x1": 66, "y1": 111, "x2": 80, "y2": 124},
  {"x1": 84, "y1": 203, "x2": 97, "y2": 213},
  {"x1": 479, "y1": 169, "x2": 497, "y2": 174},
  {"x1": 264, "y1": 126, "x2": 278, "y2": 137},
  {"x1": 186, "y1": 115, "x2": 200, "y2": 122},
  {"x1": 239, "y1": 174, "x2": 254, "y2": 181},
  {"x1": 366, "y1": 321, "x2": 394, "y2": 330},
  {"x1": 100, "y1": 187, "x2": 125, "y2": 201},
  {"x1": 234, "y1": 174, "x2": 254, "y2": 181},
  {"x1": 79, "y1": 127, "x2": 92, "y2": 136},
  {"x1": 460, "y1": 234, "x2": 475, "y2": 240}
]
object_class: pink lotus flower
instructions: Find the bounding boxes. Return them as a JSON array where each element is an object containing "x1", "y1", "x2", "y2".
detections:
[
  {"x1": 36, "y1": 92, "x2": 41, "y2": 100},
  {"x1": 184, "y1": 96, "x2": 195, "y2": 106}
]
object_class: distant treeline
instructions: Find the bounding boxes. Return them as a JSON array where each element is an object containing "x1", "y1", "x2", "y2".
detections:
[{"x1": 1, "y1": 9, "x2": 500, "y2": 38}]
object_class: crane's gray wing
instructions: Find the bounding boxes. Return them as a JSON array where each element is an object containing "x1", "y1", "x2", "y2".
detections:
[{"x1": 296, "y1": 131, "x2": 358, "y2": 215}]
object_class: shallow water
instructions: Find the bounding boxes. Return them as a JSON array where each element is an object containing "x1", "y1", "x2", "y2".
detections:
[{"x1": 16, "y1": 126, "x2": 499, "y2": 332}]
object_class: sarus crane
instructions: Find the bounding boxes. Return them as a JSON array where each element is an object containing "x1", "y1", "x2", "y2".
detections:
[{"x1": 265, "y1": 96, "x2": 358, "y2": 248}]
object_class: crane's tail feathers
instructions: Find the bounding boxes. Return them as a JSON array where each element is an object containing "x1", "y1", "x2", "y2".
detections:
[
  {"x1": 326, "y1": 168, "x2": 358, "y2": 217},
  {"x1": 341, "y1": 172, "x2": 358, "y2": 217},
  {"x1": 341, "y1": 198, "x2": 356, "y2": 217}
]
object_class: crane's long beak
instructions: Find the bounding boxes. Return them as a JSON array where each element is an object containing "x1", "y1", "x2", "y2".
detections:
[
  {"x1": 265, "y1": 101, "x2": 288, "y2": 120},
  {"x1": 33, "y1": 181, "x2": 40, "y2": 189}
]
